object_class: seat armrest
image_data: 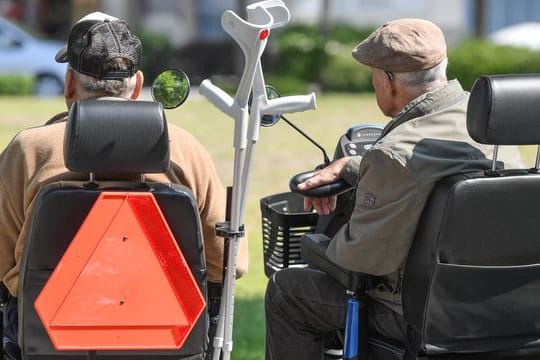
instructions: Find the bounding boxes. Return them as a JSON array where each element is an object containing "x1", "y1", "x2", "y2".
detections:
[{"x1": 301, "y1": 234, "x2": 367, "y2": 291}]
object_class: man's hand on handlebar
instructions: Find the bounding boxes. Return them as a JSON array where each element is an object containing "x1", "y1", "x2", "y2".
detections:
[{"x1": 298, "y1": 157, "x2": 351, "y2": 215}]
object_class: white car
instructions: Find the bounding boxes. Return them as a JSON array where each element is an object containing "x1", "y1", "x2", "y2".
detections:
[
  {"x1": 489, "y1": 22, "x2": 540, "y2": 51},
  {"x1": 0, "y1": 16, "x2": 66, "y2": 96}
]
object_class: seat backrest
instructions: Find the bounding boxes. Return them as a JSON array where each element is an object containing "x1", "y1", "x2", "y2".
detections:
[
  {"x1": 402, "y1": 74, "x2": 540, "y2": 355},
  {"x1": 18, "y1": 100, "x2": 208, "y2": 359}
]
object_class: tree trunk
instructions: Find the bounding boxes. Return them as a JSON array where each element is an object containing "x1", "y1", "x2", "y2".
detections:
[
  {"x1": 319, "y1": 0, "x2": 330, "y2": 38},
  {"x1": 474, "y1": 0, "x2": 487, "y2": 38}
]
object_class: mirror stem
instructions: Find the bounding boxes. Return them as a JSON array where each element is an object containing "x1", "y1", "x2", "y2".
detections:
[{"x1": 280, "y1": 115, "x2": 330, "y2": 165}]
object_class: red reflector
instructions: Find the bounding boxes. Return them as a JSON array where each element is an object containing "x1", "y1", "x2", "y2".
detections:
[{"x1": 259, "y1": 28, "x2": 269, "y2": 40}]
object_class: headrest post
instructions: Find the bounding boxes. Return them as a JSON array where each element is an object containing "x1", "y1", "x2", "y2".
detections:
[
  {"x1": 491, "y1": 145, "x2": 499, "y2": 172},
  {"x1": 140, "y1": 174, "x2": 146, "y2": 183},
  {"x1": 89, "y1": 172, "x2": 95, "y2": 183}
]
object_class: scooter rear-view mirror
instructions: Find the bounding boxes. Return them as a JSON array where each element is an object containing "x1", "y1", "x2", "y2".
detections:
[
  {"x1": 260, "y1": 85, "x2": 281, "y2": 127},
  {"x1": 151, "y1": 69, "x2": 190, "y2": 109},
  {"x1": 247, "y1": 84, "x2": 282, "y2": 126}
]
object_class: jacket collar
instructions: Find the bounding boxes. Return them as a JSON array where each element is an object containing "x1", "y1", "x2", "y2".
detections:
[
  {"x1": 379, "y1": 80, "x2": 466, "y2": 139},
  {"x1": 45, "y1": 111, "x2": 69, "y2": 125},
  {"x1": 45, "y1": 97, "x2": 130, "y2": 126}
]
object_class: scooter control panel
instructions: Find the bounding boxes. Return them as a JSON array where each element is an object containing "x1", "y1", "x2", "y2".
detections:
[{"x1": 334, "y1": 124, "x2": 384, "y2": 159}]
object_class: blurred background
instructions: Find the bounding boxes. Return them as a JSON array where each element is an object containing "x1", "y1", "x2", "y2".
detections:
[
  {"x1": 1, "y1": 0, "x2": 540, "y2": 96},
  {"x1": 1, "y1": 1, "x2": 540, "y2": 359}
]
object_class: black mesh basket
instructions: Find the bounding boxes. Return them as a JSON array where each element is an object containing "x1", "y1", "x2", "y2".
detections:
[{"x1": 260, "y1": 191, "x2": 319, "y2": 278}]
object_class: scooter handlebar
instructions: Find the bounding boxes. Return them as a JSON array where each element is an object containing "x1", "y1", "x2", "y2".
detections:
[
  {"x1": 289, "y1": 170, "x2": 353, "y2": 198},
  {"x1": 199, "y1": 79, "x2": 235, "y2": 117}
]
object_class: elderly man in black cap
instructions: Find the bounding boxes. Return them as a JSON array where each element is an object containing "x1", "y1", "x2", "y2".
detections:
[
  {"x1": 55, "y1": 12, "x2": 143, "y2": 107},
  {"x1": 0, "y1": 11, "x2": 248, "y2": 354},
  {"x1": 264, "y1": 18, "x2": 523, "y2": 359}
]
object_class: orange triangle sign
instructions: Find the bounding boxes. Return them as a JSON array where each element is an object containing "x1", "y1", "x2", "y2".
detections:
[{"x1": 34, "y1": 192, "x2": 206, "y2": 350}]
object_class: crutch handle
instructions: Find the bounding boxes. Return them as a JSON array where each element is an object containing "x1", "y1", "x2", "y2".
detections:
[{"x1": 199, "y1": 79, "x2": 235, "y2": 118}]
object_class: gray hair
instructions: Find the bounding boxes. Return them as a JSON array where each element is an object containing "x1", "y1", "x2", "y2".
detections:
[
  {"x1": 392, "y1": 57, "x2": 448, "y2": 95},
  {"x1": 70, "y1": 58, "x2": 137, "y2": 98}
]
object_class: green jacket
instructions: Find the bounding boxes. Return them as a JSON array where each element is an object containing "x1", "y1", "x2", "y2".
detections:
[{"x1": 327, "y1": 80, "x2": 524, "y2": 313}]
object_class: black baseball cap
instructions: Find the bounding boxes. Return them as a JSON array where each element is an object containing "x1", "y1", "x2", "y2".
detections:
[{"x1": 55, "y1": 12, "x2": 142, "y2": 80}]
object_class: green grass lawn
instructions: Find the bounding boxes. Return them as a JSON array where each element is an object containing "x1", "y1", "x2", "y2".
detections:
[
  {"x1": 0, "y1": 93, "x2": 536, "y2": 359},
  {"x1": 0, "y1": 92, "x2": 387, "y2": 359}
]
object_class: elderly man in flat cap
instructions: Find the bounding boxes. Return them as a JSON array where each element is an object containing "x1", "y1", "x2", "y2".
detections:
[{"x1": 264, "y1": 18, "x2": 523, "y2": 359}]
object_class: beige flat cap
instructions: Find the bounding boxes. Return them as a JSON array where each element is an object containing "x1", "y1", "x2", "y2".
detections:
[{"x1": 352, "y1": 18, "x2": 447, "y2": 72}]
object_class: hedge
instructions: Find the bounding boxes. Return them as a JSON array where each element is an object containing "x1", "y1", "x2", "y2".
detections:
[
  {"x1": 265, "y1": 25, "x2": 540, "y2": 93},
  {"x1": 448, "y1": 39, "x2": 540, "y2": 90},
  {"x1": 0, "y1": 75, "x2": 34, "y2": 95}
]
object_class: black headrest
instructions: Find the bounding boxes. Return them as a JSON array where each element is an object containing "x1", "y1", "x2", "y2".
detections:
[
  {"x1": 467, "y1": 74, "x2": 540, "y2": 145},
  {"x1": 64, "y1": 99, "x2": 170, "y2": 174}
]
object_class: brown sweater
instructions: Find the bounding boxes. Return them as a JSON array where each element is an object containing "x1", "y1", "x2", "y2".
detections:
[{"x1": 0, "y1": 113, "x2": 248, "y2": 296}]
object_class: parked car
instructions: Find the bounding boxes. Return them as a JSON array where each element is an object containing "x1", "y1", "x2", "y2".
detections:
[
  {"x1": 489, "y1": 22, "x2": 540, "y2": 51},
  {"x1": 0, "y1": 16, "x2": 66, "y2": 96}
]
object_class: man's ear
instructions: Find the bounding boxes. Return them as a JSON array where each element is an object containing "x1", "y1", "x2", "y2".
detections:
[
  {"x1": 64, "y1": 68, "x2": 77, "y2": 110},
  {"x1": 130, "y1": 70, "x2": 144, "y2": 100},
  {"x1": 384, "y1": 73, "x2": 395, "y2": 89},
  {"x1": 389, "y1": 79, "x2": 398, "y2": 97},
  {"x1": 385, "y1": 73, "x2": 398, "y2": 98}
]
